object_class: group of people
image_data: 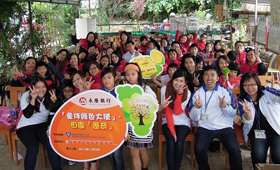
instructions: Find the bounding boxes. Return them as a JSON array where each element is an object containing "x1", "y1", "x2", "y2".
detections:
[{"x1": 9, "y1": 28, "x2": 280, "y2": 170}]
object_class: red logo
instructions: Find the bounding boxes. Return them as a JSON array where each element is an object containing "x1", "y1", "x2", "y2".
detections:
[{"x1": 79, "y1": 97, "x2": 87, "y2": 105}]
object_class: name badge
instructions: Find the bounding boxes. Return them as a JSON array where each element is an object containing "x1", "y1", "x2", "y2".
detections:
[
  {"x1": 201, "y1": 114, "x2": 209, "y2": 120},
  {"x1": 254, "y1": 130, "x2": 266, "y2": 139}
]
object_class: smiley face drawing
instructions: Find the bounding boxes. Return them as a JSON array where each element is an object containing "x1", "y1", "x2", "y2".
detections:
[{"x1": 129, "y1": 50, "x2": 165, "y2": 79}]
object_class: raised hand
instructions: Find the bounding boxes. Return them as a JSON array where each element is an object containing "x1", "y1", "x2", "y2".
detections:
[
  {"x1": 18, "y1": 70, "x2": 24, "y2": 78},
  {"x1": 72, "y1": 29, "x2": 76, "y2": 36},
  {"x1": 116, "y1": 40, "x2": 121, "y2": 48},
  {"x1": 85, "y1": 77, "x2": 94, "y2": 90},
  {"x1": 29, "y1": 85, "x2": 37, "y2": 99},
  {"x1": 46, "y1": 49, "x2": 54, "y2": 59},
  {"x1": 193, "y1": 73, "x2": 200, "y2": 86},
  {"x1": 239, "y1": 99, "x2": 251, "y2": 113},
  {"x1": 124, "y1": 135, "x2": 130, "y2": 141},
  {"x1": 227, "y1": 83, "x2": 234, "y2": 91},
  {"x1": 255, "y1": 50, "x2": 262, "y2": 63},
  {"x1": 160, "y1": 46, "x2": 165, "y2": 53},
  {"x1": 43, "y1": 56, "x2": 49, "y2": 64},
  {"x1": 277, "y1": 79, "x2": 280, "y2": 85},
  {"x1": 96, "y1": 52, "x2": 101, "y2": 63},
  {"x1": 135, "y1": 50, "x2": 140, "y2": 57},
  {"x1": 194, "y1": 95, "x2": 202, "y2": 108},
  {"x1": 176, "y1": 48, "x2": 182, "y2": 56},
  {"x1": 77, "y1": 40, "x2": 82, "y2": 47},
  {"x1": 144, "y1": 33, "x2": 150, "y2": 39},
  {"x1": 255, "y1": 45, "x2": 259, "y2": 54},
  {"x1": 161, "y1": 95, "x2": 173, "y2": 109},
  {"x1": 222, "y1": 75, "x2": 227, "y2": 85},
  {"x1": 151, "y1": 74, "x2": 157, "y2": 83},
  {"x1": 188, "y1": 34, "x2": 193, "y2": 40},
  {"x1": 219, "y1": 96, "x2": 227, "y2": 108},
  {"x1": 49, "y1": 90, "x2": 57, "y2": 103},
  {"x1": 177, "y1": 83, "x2": 187, "y2": 95},
  {"x1": 12, "y1": 66, "x2": 19, "y2": 81},
  {"x1": 138, "y1": 48, "x2": 143, "y2": 53},
  {"x1": 224, "y1": 46, "x2": 229, "y2": 54}
]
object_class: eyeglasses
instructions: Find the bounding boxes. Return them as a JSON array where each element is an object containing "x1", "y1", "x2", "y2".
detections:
[
  {"x1": 236, "y1": 45, "x2": 243, "y2": 47},
  {"x1": 202, "y1": 36, "x2": 207, "y2": 39},
  {"x1": 63, "y1": 89, "x2": 74, "y2": 93},
  {"x1": 243, "y1": 84, "x2": 257, "y2": 88}
]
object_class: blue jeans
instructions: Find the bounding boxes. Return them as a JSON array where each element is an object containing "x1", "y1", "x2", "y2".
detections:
[
  {"x1": 17, "y1": 126, "x2": 61, "y2": 170},
  {"x1": 108, "y1": 146, "x2": 125, "y2": 170},
  {"x1": 249, "y1": 134, "x2": 280, "y2": 169},
  {"x1": 162, "y1": 124, "x2": 190, "y2": 170},
  {"x1": 195, "y1": 127, "x2": 242, "y2": 170}
]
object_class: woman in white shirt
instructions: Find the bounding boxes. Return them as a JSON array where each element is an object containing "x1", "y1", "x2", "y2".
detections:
[
  {"x1": 238, "y1": 72, "x2": 280, "y2": 169},
  {"x1": 16, "y1": 77, "x2": 61, "y2": 170}
]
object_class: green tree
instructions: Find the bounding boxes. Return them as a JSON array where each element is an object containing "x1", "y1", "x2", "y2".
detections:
[
  {"x1": 31, "y1": 3, "x2": 78, "y2": 50},
  {"x1": 131, "y1": 104, "x2": 151, "y2": 125},
  {"x1": 144, "y1": 0, "x2": 203, "y2": 21},
  {"x1": 0, "y1": 1, "x2": 79, "y2": 83},
  {"x1": 0, "y1": 1, "x2": 28, "y2": 83}
]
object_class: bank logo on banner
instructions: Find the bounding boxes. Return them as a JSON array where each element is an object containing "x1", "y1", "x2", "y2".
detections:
[
  {"x1": 79, "y1": 97, "x2": 87, "y2": 105},
  {"x1": 49, "y1": 90, "x2": 127, "y2": 162}
]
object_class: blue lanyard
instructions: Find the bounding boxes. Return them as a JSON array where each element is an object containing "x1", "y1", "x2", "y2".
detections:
[{"x1": 205, "y1": 90, "x2": 215, "y2": 112}]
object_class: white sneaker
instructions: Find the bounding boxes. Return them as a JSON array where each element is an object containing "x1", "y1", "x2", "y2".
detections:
[{"x1": 68, "y1": 160, "x2": 76, "y2": 166}]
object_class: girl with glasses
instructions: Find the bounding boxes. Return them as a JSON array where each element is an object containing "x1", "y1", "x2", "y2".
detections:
[{"x1": 238, "y1": 72, "x2": 280, "y2": 169}]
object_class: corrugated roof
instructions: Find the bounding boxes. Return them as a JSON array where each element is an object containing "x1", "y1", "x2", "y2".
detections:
[
  {"x1": 235, "y1": 0, "x2": 270, "y2": 6},
  {"x1": 5, "y1": 0, "x2": 81, "y2": 5},
  {"x1": 34, "y1": 0, "x2": 80, "y2": 5}
]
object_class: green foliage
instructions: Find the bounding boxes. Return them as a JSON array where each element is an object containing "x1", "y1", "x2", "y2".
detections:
[
  {"x1": 0, "y1": 1, "x2": 27, "y2": 83},
  {"x1": 226, "y1": 24, "x2": 247, "y2": 49},
  {"x1": 233, "y1": 1, "x2": 242, "y2": 9},
  {"x1": 194, "y1": 3, "x2": 210, "y2": 22},
  {"x1": 0, "y1": 1, "x2": 78, "y2": 83},
  {"x1": 31, "y1": 3, "x2": 78, "y2": 50},
  {"x1": 90, "y1": 0, "x2": 241, "y2": 25},
  {"x1": 234, "y1": 24, "x2": 247, "y2": 41},
  {"x1": 144, "y1": 0, "x2": 201, "y2": 22}
]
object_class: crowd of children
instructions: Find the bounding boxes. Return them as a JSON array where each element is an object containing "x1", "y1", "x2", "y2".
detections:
[{"x1": 10, "y1": 28, "x2": 280, "y2": 170}]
